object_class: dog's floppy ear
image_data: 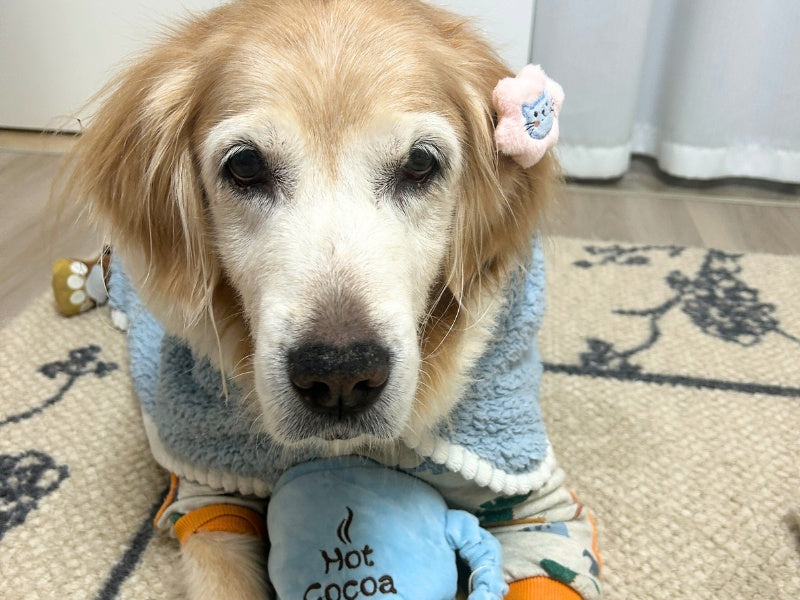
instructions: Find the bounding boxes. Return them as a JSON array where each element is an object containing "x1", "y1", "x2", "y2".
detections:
[
  {"x1": 435, "y1": 21, "x2": 559, "y2": 300},
  {"x1": 65, "y1": 29, "x2": 217, "y2": 327},
  {"x1": 409, "y1": 11, "x2": 561, "y2": 429}
]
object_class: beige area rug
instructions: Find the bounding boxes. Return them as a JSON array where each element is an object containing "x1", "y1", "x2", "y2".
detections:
[{"x1": 1, "y1": 237, "x2": 799, "y2": 599}]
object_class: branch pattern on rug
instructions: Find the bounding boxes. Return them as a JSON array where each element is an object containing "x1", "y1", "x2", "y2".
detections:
[
  {"x1": 1, "y1": 345, "x2": 115, "y2": 543},
  {"x1": 0, "y1": 450, "x2": 69, "y2": 542},
  {"x1": 0, "y1": 345, "x2": 118, "y2": 428},
  {"x1": 546, "y1": 244, "x2": 800, "y2": 397}
]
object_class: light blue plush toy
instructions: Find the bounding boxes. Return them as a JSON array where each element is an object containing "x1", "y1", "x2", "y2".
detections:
[{"x1": 267, "y1": 456, "x2": 508, "y2": 600}]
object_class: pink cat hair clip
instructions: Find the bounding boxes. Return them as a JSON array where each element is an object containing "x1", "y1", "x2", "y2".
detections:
[{"x1": 493, "y1": 64, "x2": 565, "y2": 168}]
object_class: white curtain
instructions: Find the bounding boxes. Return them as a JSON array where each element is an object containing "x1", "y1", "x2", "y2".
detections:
[{"x1": 531, "y1": 0, "x2": 800, "y2": 183}]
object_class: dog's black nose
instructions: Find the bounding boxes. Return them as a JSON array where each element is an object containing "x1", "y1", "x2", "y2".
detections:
[{"x1": 287, "y1": 341, "x2": 391, "y2": 417}]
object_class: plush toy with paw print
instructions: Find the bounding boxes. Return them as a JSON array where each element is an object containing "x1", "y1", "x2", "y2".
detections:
[{"x1": 51, "y1": 248, "x2": 111, "y2": 316}]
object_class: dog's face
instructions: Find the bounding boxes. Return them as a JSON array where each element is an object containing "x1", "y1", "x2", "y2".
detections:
[
  {"x1": 69, "y1": 0, "x2": 554, "y2": 450},
  {"x1": 202, "y1": 109, "x2": 462, "y2": 444}
]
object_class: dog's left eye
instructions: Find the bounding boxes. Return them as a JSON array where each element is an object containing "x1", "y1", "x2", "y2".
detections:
[
  {"x1": 225, "y1": 147, "x2": 271, "y2": 190},
  {"x1": 401, "y1": 146, "x2": 439, "y2": 184}
]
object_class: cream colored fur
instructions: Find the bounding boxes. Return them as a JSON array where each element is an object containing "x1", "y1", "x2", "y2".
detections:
[
  {"x1": 64, "y1": 0, "x2": 559, "y2": 597},
  {"x1": 181, "y1": 532, "x2": 269, "y2": 600}
]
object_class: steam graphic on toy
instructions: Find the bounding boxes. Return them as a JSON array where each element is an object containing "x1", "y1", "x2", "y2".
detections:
[
  {"x1": 336, "y1": 506, "x2": 354, "y2": 545},
  {"x1": 309, "y1": 504, "x2": 396, "y2": 598}
]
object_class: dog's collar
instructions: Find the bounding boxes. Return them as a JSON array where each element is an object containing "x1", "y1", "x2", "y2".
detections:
[{"x1": 111, "y1": 241, "x2": 551, "y2": 497}]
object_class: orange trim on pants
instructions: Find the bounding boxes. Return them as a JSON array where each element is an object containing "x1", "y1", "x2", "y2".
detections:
[
  {"x1": 173, "y1": 504, "x2": 267, "y2": 544},
  {"x1": 505, "y1": 577, "x2": 582, "y2": 600},
  {"x1": 153, "y1": 472, "x2": 180, "y2": 527},
  {"x1": 587, "y1": 511, "x2": 603, "y2": 572}
]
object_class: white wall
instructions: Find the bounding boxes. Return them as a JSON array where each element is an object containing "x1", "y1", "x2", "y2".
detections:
[
  {"x1": 433, "y1": 0, "x2": 534, "y2": 71},
  {"x1": 0, "y1": 1, "x2": 220, "y2": 131},
  {"x1": 0, "y1": 0, "x2": 533, "y2": 131}
]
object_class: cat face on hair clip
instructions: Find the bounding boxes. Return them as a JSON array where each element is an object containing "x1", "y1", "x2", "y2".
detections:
[{"x1": 493, "y1": 64, "x2": 564, "y2": 168}]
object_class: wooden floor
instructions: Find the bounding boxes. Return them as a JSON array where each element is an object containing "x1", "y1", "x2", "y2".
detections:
[
  {"x1": 1, "y1": 129, "x2": 798, "y2": 327},
  {"x1": 549, "y1": 159, "x2": 800, "y2": 253}
]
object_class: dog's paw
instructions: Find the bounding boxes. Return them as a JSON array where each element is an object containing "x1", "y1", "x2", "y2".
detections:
[{"x1": 181, "y1": 531, "x2": 270, "y2": 600}]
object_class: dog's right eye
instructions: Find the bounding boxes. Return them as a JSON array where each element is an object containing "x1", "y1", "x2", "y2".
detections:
[{"x1": 225, "y1": 147, "x2": 271, "y2": 190}]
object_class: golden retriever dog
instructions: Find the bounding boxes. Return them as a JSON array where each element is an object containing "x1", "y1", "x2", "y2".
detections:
[{"x1": 65, "y1": 0, "x2": 572, "y2": 598}]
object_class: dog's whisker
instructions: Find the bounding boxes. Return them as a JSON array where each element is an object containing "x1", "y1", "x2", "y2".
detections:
[
  {"x1": 232, "y1": 351, "x2": 256, "y2": 374},
  {"x1": 231, "y1": 371, "x2": 256, "y2": 384},
  {"x1": 424, "y1": 253, "x2": 467, "y2": 359}
]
